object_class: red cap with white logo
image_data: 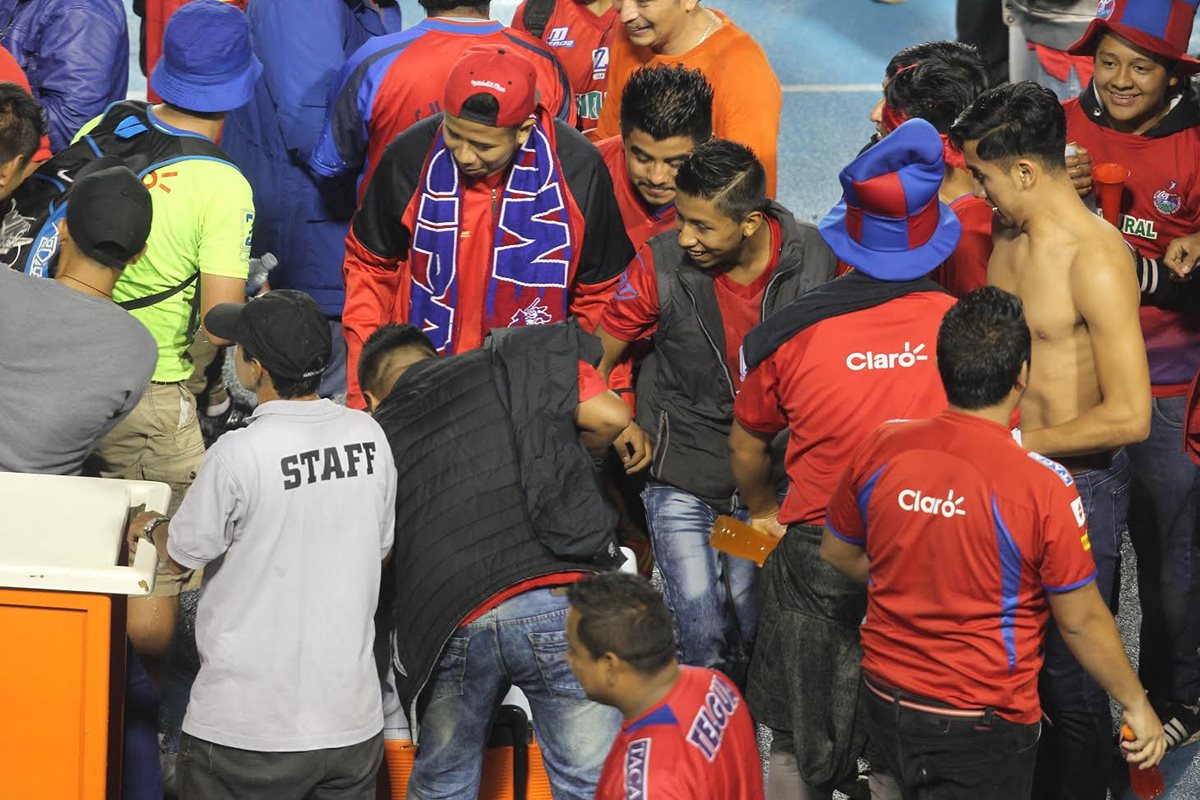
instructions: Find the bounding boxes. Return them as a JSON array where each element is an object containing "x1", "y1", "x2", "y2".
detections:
[{"x1": 443, "y1": 44, "x2": 538, "y2": 128}]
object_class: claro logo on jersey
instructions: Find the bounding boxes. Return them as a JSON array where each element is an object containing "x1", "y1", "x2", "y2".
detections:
[
  {"x1": 846, "y1": 341, "x2": 929, "y2": 371},
  {"x1": 898, "y1": 488, "x2": 967, "y2": 519}
]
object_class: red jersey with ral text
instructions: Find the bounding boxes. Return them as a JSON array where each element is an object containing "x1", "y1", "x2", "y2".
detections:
[
  {"x1": 512, "y1": 0, "x2": 616, "y2": 137},
  {"x1": 735, "y1": 292, "x2": 954, "y2": 525},
  {"x1": 1064, "y1": 96, "x2": 1200, "y2": 394},
  {"x1": 598, "y1": 135, "x2": 677, "y2": 251},
  {"x1": 826, "y1": 412, "x2": 1097, "y2": 723},
  {"x1": 596, "y1": 666, "x2": 763, "y2": 800},
  {"x1": 600, "y1": 216, "x2": 782, "y2": 392},
  {"x1": 930, "y1": 194, "x2": 993, "y2": 298}
]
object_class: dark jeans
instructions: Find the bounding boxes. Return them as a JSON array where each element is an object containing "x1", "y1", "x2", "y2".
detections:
[
  {"x1": 1127, "y1": 395, "x2": 1200, "y2": 705},
  {"x1": 177, "y1": 731, "x2": 384, "y2": 800},
  {"x1": 866, "y1": 678, "x2": 1041, "y2": 800},
  {"x1": 1033, "y1": 449, "x2": 1130, "y2": 800}
]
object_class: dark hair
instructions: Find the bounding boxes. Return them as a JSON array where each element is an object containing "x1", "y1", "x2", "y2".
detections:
[
  {"x1": 884, "y1": 43, "x2": 990, "y2": 133},
  {"x1": 0, "y1": 83, "x2": 44, "y2": 165},
  {"x1": 163, "y1": 103, "x2": 227, "y2": 121},
  {"x1": 419, "y1": 0, "x2": 489, "y2": 13},
  {"x1": 619, "y1": 65, "x2": 714, "y2": 143},
  {"x1": 949, "y1": 81, "x2": 1066, "y2": 172},
  {"x1": 240, "y1": 342, "x2": 322, "y2": 399},
  {"x1": 674, "y1": 139, "x2": 768, "y2": 220},
  {"x1": 567, "y1": 573, "x2": 676, "y2": 676},
  {"x1": 458, "y1": 92, "x2": 502, "y2": 127},
  {"x1": 886, "y1": 40, "x2": 984, "y2": 79},
  {"x1": 937, "y1": 287, "x2": 1031, "y2": 409},
  {"x1": 358, "y1": 323, "x2": 437, "y2": 398}
]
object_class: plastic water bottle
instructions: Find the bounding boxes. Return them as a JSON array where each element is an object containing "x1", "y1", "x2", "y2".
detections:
[
  {"x1": 245, "y1": 252, "x2": 278, "y2": 297},
  {"x1": 1122, "y1": 724, "x2": 1166, "y2": 799}
]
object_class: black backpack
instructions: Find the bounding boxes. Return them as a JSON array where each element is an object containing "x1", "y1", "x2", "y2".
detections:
[{"x1": 2, "y1": 100, "x2": 238, "y2": 314}]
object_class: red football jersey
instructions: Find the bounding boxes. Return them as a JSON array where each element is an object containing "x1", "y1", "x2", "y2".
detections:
[
  {"x1": 311, "y1": 17, "x2": 575, "y2": 195},
  {"x1": 596, "y1": 667, "x2": 764, "y2": 800},
  {"x1": 512, "y1": 0, "x2": 617, "y2": 137},
  {"x1": 929, "y1": 193, "x2": 993, "y2": 298},
  {"x1": 735, "y1": 291, "x2": 954, "y2": 525},
  {"x1": 826, "y1": 411, "x2": 1097, "y2": 723},
  {"x1": 597, "y1": 135, "x2": 677, "y2": 251},
  {"x1": 1064, "y1": 98, "x2": 1200, "y2": 393}
]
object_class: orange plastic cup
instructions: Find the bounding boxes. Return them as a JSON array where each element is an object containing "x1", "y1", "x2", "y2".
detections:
[{"x1": 1093, "y1": 162, "x2": 1129, "y2": 228}]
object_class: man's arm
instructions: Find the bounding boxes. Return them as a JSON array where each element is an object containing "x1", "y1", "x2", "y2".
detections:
[
  {"x1": 576, "y1": 389, "x2": 632, "y2": 454},
  {"x1": 1049, "y1": 584, "x2": 1166, "y2": 767},
  {"x1": 125, "y1": 512, "x2": 189, "y2": 575},
  {"x1": 1022, "y1": 248, "x2": 1151, "y2": 456},
  {"x1": 820, "y1": 530, "x2": 869, "y2": 583},
  {"x1": 729, "y1": 420, "x2": 784, "y2": 537},
  {"x1": 595, "y1": 324, "x2": 632, "y2": 383},
  {"x1": 199, "y1": 274, "x2": 246, "y2": 346}
]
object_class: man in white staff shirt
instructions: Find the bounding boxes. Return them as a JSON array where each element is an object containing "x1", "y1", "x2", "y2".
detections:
[{"x1": 127, "y1": 290, "x2": 397, "y2": 799}]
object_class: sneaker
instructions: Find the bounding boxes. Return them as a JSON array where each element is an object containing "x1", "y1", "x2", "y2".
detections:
[{"x1": 1162, "y1": 702, "x2": 1200, "y2": 749}]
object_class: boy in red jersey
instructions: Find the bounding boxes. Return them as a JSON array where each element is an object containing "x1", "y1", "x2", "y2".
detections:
[
  {"x1": 565, "y1": 572, "x2": 764, "y2": 800},
  {"x1": 310, "y1": 0, "x2": 575, "y2": 194},
  {"x1": 598, "y1": 64, "x2": 713, "y2": 252},
  {"x1": 823, "y1": 287, "x2": 1165, "y2": 799},
  {"x1": 1061, "y1": 0, "x2": 1200, "y2": 756},
  {"x1": 339, "y1": 45, "x2": 632, "y2": 408},
  {"x1": 512, "y1": 0, "x2": 617, "y2": 137}
]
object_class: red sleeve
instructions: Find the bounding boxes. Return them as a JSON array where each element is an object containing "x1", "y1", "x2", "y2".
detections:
[
  {"x1": 571, "y1": 273, "x2": 621, "y2": 333},
  {"x1": 578, "y1": 361, "x2": 608, "y2": 403},
  {"x1": 342, "y1": 225, "x2": 404, "y2": 410},
  {"x1": 733, "y1": 356, "x2": 786, "y2": 435},
  {"x1": 598, "y1": 247, "x2": 661, "y2": 342},
  {"x1": 510, "y1": 2, "x2": 529, "y2": 30},
  {"x1": 1036, "y1": 470, "x2": 1099, "y2": 593},
  {"x1": 824, "y1": 437, "x2": 873, "y2": 546}
]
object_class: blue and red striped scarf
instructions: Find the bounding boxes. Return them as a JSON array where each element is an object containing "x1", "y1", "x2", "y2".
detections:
[{"x1": 407, "y1": 116, "x2": 574, "y2": 353}]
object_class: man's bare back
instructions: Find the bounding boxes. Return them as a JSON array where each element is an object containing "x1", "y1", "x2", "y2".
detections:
[{"x1": 988, "y1": 206, "x2": 1149, "y2": 459}]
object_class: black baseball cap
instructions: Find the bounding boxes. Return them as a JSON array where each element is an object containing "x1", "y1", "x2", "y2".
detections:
[
  {"x1": 204, "y1": 290, "x2": 332, "y2": 382},
  {"x1": 67, "y1": 158, "x2": 153, "y2": 270}
]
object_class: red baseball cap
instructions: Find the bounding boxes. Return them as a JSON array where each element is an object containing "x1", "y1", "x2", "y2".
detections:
[{"x1": 444, "y1": 44, "x2": 538, "y2": 128}]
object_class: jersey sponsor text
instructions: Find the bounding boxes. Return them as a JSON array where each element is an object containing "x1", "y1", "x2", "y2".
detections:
[
  {"x1": 686, "y1": 675, "x2": 739, "y2": 762},
  {"x1": 845, "y1": 341, "x2": 929, "y2": 372}
]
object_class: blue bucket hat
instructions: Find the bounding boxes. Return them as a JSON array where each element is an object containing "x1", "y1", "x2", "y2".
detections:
[
  {"x1": 150, "y1": 0, "x2": 263, "y2": 114},
  {"x1": 819, "y1": 118, "x2": 962, "y2": 282}
]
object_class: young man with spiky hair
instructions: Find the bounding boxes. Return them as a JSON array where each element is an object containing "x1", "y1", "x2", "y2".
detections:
[
  {"x1": 597, "y1": 64, "x2": 713, "y2": 252},
  {"x1": 593, "y1": 139, "x2": 835, "y2": 686},
  {"x1": 952, "y1": 80, "x2": 1151, "y2": 800}
]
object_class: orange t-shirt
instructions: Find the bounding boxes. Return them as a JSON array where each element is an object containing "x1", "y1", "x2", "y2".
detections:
[{"x1": 595, "y1": 10, "x2": 782, "y2": 196}]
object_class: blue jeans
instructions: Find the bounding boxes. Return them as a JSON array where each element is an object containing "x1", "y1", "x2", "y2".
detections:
[
  {"x1": 641, "y1": 482, "x2": 760, "y2": 683},
  {"x1": 407, "y1": 588, "x2": 619, "y2": 800},
  {"x1": 1034, "y1": 449, "x2": 1130, "y2": 800},
  {"x1": 1127, "y1": 395, "x2": 1200, "y2": 705}
]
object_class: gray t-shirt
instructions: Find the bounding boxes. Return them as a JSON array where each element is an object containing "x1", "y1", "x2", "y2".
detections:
[
  {"x1": 0, "y1": 268, "x2": 156, "y2": 474},
  {"x1": 168, "y1": 399, "x2": 397, "y2": 752}
]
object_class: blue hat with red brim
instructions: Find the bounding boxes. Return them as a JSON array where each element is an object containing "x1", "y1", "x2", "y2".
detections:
[{"x1": 819, "y1": 118, "x2": 962, "y2": 282}]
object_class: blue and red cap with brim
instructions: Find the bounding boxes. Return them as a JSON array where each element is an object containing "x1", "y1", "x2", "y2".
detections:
[
  {"x1": 1068, "y1": 0, "x2": 1200, "y2": 74},
  {"x1": 818, "y1": 118, "x2": 962, "y2": 282}
]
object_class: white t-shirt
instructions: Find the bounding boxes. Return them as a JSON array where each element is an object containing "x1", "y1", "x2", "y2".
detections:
[{"x1": 168, "y1": 399, "x2": 397, "y2": 752}]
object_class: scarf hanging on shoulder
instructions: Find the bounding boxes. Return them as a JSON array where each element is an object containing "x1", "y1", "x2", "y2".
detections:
[{"x1": 407, "y1": 115, "x2": 574, "y2": 353}]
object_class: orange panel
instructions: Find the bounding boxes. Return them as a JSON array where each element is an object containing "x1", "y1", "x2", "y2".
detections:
[
  {"x1": 383, "y1": 737, "x2": 555, "y2": 800},
  {"x1": 0, "y1": 589, "x2": 111, "y2": 800}
]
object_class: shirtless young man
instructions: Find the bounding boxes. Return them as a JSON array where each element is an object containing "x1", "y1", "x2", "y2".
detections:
[{"x1": 952, "y1": 80, "x2": 1151, "y2": 800}]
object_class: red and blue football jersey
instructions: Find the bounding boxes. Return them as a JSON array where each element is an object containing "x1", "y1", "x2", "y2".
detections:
[{"x1": 596, "y1": 667, "x2": 763, "y2": 800}]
